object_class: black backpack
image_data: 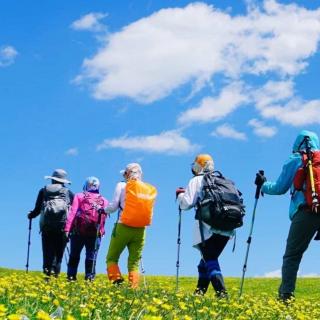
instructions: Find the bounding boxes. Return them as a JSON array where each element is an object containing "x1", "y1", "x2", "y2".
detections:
[
  {"x1": 40, "y1": 185, "x2": 71, "y2": 232},
  {"x1": 195, "y1": 171, "x2": 245, "y2": 232}
]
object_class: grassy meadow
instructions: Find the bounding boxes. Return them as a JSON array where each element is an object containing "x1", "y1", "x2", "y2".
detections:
[{"x1": 0, "y1": 268, "x2": 320, "y2": 319}]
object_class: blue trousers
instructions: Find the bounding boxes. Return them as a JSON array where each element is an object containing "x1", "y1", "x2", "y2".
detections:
[{"x1": 67, "y1": 234, "x2": 101, "y2": 280}]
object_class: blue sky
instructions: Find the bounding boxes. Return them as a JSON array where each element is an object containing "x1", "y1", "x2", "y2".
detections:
[{"x1": 1, "y1": 0, "x2": 320, "y2": 278}]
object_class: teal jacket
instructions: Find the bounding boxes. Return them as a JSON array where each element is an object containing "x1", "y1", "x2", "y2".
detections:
[{"x1": 262, "y1": 130, "x2": 320, "y2": 220}]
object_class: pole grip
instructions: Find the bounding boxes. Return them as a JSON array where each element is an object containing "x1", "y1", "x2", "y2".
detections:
[{"x1": 255, "y1": 170, "x2": 264, "y2": 199}]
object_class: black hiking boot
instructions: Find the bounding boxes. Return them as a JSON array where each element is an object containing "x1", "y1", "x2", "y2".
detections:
[
  {"x1": 113, "y1": 278, "x2": 124, "y2": 286},
  {"x1": 193, "y1": 288, "x2": 207, "y2": 296},
  {"x1": 67, "y1": 275, "x2": 77, "y2": 282},
  {"x1": 278, "y1": 293, "x2": 295, "y2": 305}
]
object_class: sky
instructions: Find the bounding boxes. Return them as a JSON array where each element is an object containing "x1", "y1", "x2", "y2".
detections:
[{"x1": 1, "y1": 0, "x2": 320, "y2": 279}]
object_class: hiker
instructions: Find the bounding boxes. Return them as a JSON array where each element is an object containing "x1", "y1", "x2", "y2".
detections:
[
  {"x1": 102, "y1": 163, "x2": 157, "y2": 288},
  {"x1": 176, "y1": 154, "x2": 244, "y2": 298},
  {"x1": 28, "y1": 169, "x2": 74, "y2": 277},
  {"x1": 64, "y1": 177, "x2": 108, "y2": 281},
  {"x1": 257, "y1": 130, "x2": 320, "y2": 302}
]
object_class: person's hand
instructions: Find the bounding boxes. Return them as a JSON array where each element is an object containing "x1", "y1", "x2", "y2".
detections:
[
  {"x1": 176, "y1": 187, "x2": 185, "y2": 199},
  {"x1": 27, "y1": 211, "x2": 33, "y2": 219},
  {"x1": 255, "y1": 170, "x2": 266, "y2": 187}
]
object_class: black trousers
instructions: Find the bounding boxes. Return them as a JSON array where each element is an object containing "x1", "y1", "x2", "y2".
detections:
[{"x1": 41, "y1": 230, "x2": 66, "y2": 276}]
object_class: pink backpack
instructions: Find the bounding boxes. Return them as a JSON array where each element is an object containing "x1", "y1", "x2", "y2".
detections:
[{"x1": 74, "y1": 192, "x2": 105, "y2": 236}]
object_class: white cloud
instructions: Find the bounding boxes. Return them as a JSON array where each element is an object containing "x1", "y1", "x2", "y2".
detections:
[
  {"x1": 211, "y1": 124, "x2": 247, "y2": 140},
  {"x1": 96, "y1": 130, "x2": 199, "y2": 155},
  {"x1": 248, "y1": 118, "x2": 277, "y2": 137},
  {"x1": 252, "y1": 80, "x2": 294, "y2": 110},
  {"x1": 178, "y1": 83, "x2": 248, "y2": 125},
  {"x1": 76, "y1": 1, "x2": 320, "y2": 103},
  {"x1": 65, "y1": 148, "x2": 79, "y2": 156},
  {"x1": 71, "y1": 12, "x2": 107, "y2": 32},
  {"x1": 0, "y1": 45, "x2": 18, "y2": 67},
  {"x1": 261, "y1": 269, "x2": 281, "y2": 278},
  {"x1": 260, "y1": 99, "x2": 320, "y2": 126}
]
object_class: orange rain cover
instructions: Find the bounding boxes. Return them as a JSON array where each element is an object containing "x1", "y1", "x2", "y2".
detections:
[{"x1": 121, "y1": 180, "x2": 157, "y2": 227}]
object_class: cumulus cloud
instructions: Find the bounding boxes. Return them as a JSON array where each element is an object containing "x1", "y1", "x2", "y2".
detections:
[
  {"x1": 260, "y1": 99, "x2": 320, "y2": 126},
  {"x1": 248, "y1": 118, "x2": 277, "y2": 137},
  {"x1": 65, "y1": 148, "x2": 79, "y2": 156},
  {"x1": 96, "y1": 130, "x2": 199, "y2": 155},
  {"x1": 71, "y1": 12, "x2": 107, "y2": 32},
  {"x1": 75, "y1": 1, "x2": 320, "y2": 103},
  {"x1": 178, "y1": 82, "x2": 248, "y2": 125},
  {"x1": 261, "y1": 269, "x2": 281, "y2": 278},
  {"x1": 0, "y1": 45, "x2": 18, "y2": 67},
  {"x1": 211, "y1": 124, "x2": 247, "y2": 140}
]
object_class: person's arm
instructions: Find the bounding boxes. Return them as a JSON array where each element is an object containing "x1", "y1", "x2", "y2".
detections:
[
  {"x1": 68, "y1": 190, "x2": 74, "y2": 204},
  {"x1": 28, "y1": 189, "x2": 44, "y2": 219},
  {"x1": 64, "y1": 194, "x2": 80, "y2": 233},
  {"x1": 177, "y1": 177, "x2": 200, "y2": 210},
  {"x1": 262, "y1": 154, "x2": 302, "y2": 195},
  {"x1": 104, "y1": 183, "x2": 124, "y2": 214}
]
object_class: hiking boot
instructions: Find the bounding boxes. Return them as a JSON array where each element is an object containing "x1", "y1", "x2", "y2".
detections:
[
  {"x1": 210, "y1": 274, "x2": 226, "y2": 294},
  {"x1": 67, "y1": 275, "x2": 77, "y2": 282},
  {"x1": 216, "y1": 290, "x2": 229, "y2": 300},
  {"x1": 278, "y1": 293, "x2": 295, "y2": 305},
  {"x1": 193, "y1": 288, "x2": 207, "y2": 296},
  {"x1": 113, "y1": 278, "x2": 124, "y2": 286}
]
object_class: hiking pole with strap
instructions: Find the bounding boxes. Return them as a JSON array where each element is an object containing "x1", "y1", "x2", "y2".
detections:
[
  {"x1": 304, "y1": 136, "x2": 319, "y2": 213},
  {"x1": 26, "y1": 218, "x2": 32, "y2": 273},
  {"x1": 239, "y1": 170, "x2": 264, "y2": 297},
  {"x1": 176, "y1": 207, "x2": 182, "y2": 291},
  {"x1": 91, "y1": 211, "x2": 103, "y2": 278},
  {"x1": 140, "y1": 257, "x2": 147, "y2": 289}
]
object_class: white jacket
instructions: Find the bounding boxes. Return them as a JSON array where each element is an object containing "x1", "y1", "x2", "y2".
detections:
[{"x1": 178, "y1": 175, "x2": 233, "y2": 248}]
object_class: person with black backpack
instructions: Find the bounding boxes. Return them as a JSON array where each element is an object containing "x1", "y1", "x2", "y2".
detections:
[
  {"x1": 64, "y1": 177, "x2": 108, "y2": 281},
  {"x1": 176, "y1": 154, "x2": 244, "y2": 298},
  {"x1": 257, "y1": 130, "x2": 320, "y2": 303},
  {"x1": 28, "y1": 169, "x2": 74, "y2": 278}
]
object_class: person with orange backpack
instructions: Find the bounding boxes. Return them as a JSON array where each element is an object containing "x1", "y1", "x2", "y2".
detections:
[
  {"x1": 102, "y1": 163, "x2": 157, "y2": 288},
  {"x1": 257, "y1": 130, "x2": 320, "y2": 302},
  {"x1": 64, "y1": 177, "x2": 108, "y2": 281}
]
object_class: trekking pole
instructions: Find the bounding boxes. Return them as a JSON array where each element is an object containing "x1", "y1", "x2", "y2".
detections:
[
  {"x1": 239, "y1": 170, "x2": 264, "y2": 297},
  {"x1": 64, "y1": 243, "x2": 70, "y2": 266},
  {"x1": 26, "y1": 218, "x2": 32, "y2": 273},
  {"x1": 304, "y1": 136, "x2": 319, "y2": 213},
  {"x1": 176, "y1": 207, "x2": 182, "y2": 291},
  {"x1": 140, "y1": 257, "x2": 147, "y2": 288},
  {"x1": 91, "y1": 211, "x2": 103, "y2": 277}
]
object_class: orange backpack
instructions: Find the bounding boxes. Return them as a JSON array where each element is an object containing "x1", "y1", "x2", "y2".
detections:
[{"x1": 121, "y1": 180, "x2": 157, "y2": 227}]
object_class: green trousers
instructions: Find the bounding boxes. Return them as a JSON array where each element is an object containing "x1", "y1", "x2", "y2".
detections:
[
  {"x1": 279, "y1": 208, "x2": 320, "y2": 295},
  {"x1": 106, "y1": 223, "x2": 146, "y2": 272}
]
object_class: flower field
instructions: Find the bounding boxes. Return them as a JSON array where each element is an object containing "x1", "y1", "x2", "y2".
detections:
[{"x1": 1, "y1": 268, "x2": 320, "y2": 319}]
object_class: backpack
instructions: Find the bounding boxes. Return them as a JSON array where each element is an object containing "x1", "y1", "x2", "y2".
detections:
[
  {"x1": 195, "y1": 171, "x2": 245, "y2": 231},
  {"x1": 120, "y1": 180, "x2": 157, "y2": 227},
  {"x1": 73, "y1": 192, "x2": 105, "y2": 236},
  {"x1": 40, "y1": 185, "x2": 71, "y2": 232},
  {"x1": 293, "y1": 151, "x2": 320, "y2": 211}
]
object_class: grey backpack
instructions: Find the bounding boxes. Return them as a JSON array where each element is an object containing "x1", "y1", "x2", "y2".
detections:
[
  {"x1": 195, "y1": 171, "x2": 245, "y2": 232},
  {"x1": 40, "y1": 185, "x2": 70, "y2": 232}
]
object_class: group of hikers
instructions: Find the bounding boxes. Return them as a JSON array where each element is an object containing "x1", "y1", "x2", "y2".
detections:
[{"x1": 27, "y1": 129, "x2": 320, "y2": 303}]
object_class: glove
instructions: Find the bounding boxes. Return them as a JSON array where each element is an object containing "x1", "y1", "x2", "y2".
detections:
[
  {"x1": 98, "y1": 208, "x2": 105, "y2": 215},
  {"x1": 176, "y1": 187, "x2": 185, "y2": 199},
  {"x1": 255, "y1": 170, "x2": 266, "y2": 187},
  {"x1": 27, "y1": 211, "x2": 33, "y2": 219}
]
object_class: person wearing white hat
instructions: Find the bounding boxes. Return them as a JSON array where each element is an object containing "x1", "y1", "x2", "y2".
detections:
[{"x1": 28, "y1": 169, "x2": 74, "y2": 278}]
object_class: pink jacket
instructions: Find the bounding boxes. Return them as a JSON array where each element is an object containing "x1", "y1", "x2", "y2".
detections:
[{"x1": 65, "y1": 192, "x2": 109, "y2": 236}]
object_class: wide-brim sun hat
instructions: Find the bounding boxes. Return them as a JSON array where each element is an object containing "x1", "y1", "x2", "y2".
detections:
[{"x1": 45, "y1": 168, "x2": 71, "y2": 184}]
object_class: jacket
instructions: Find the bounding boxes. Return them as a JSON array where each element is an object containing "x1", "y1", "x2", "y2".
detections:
[{"x1": 262, "y1": 130, "x2": 320, "y2": 219}]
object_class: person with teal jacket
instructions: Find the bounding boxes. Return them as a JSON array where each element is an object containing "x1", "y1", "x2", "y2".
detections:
[{"x1": 257, "y1": 130, "x2": 320, "y2": 302}]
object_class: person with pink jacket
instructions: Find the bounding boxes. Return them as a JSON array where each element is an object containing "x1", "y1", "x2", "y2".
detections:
[{"x1": 65, "y1": 177, "x2": 108, "y2": 281}]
